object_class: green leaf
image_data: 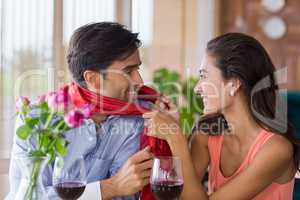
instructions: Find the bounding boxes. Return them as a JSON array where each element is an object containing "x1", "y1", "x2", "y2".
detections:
[
  {"x1": 40, "y1": 135, "x2": 50, "y2": 153},
  {"x1": 55, "y1": 138, "x2": 68, "y2": 157},
  {"x1": 39, "y1": 102, "x2": 49, "y2": 111},
  {"x1": 25, "y1": 118, "x2": 39, "y2": 128},
  {"x1": 16, "y1": 125, "x2": 32, "y2": 140},
  {"x1": 39, "y1": 112, "x2": 50, "y2": 125}
]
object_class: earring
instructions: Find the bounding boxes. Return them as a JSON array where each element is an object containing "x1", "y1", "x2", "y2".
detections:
[{"x1": 230, "y1": 90, "x2": 235, "y2": 96}]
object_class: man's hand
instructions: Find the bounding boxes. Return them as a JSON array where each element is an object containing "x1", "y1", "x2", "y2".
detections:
[{"x1": 101, "y1": 147, "x2": 154, "y2": 199}]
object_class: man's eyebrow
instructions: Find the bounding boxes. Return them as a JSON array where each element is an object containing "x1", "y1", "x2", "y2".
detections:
[{"x1": 123, "y1": 62, "x2": 142, "y2": 70}]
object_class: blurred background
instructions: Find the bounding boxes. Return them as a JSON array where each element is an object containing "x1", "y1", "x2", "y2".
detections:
[{"x1": 1, "y1": 0, "x2": 300, "y2": 197}]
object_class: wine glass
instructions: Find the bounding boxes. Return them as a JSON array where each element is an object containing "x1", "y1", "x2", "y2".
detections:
[
  {"x1": 53, "y1": 156, "x2": 87, "y2": 200},
  {"x1": 150, "y1": 156, "x2": 184, "y2": 200}
]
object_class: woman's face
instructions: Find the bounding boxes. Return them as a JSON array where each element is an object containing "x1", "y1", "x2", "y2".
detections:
[{"x1": 194, "y1": 52, "x2": 234, "y2": 115}]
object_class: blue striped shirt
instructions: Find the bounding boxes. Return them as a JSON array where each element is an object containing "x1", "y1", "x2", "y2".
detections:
[{"x1": 6, "y1": 114, "x2": 145, "y2": 200}]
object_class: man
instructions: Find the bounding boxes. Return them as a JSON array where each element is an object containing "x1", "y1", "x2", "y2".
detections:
[{"x1": 6, "y1": 22, "x2": 161, "y2": 200}]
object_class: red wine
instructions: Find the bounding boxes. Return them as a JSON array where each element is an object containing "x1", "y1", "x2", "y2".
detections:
[
  {"x1": 151, "y1": 180, "x2": 183, "y2": 200},
  {"x1": 54, "y1": 182, "x2": 86, "y2": 200}
]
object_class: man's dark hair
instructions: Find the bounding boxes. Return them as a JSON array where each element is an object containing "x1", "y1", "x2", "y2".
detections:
[{"x1": 67, "y1": 22, "x2": 141, "y2": 85}]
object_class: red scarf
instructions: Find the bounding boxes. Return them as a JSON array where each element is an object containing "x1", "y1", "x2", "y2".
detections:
[{"x1": 66, "y1": 82, "x2": 171, "y2": 200}]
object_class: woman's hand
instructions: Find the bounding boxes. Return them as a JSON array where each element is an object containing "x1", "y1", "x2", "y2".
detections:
[
  {"x1": 143, "y1": 109, "x2": 182, "y2": 141},
  {"x1": 153, "y1": 96, "x2": 180, "y2": 122}
]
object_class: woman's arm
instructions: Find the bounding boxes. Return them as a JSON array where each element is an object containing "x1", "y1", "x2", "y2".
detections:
[
  {"x1": 189, "y1": 133, "x2": 210, "y2": 181},
  {"x1": 144, "y1": 111, "x2": 295, "y2": 200}
]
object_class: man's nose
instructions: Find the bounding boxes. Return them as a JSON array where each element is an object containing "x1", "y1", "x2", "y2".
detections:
[{"x1": 131, "y1": 70, "x2": 144, "y2": 85}]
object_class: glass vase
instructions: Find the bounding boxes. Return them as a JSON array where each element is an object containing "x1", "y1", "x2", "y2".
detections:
[{"x1": 15, "y1": 155, "x2": 49, "y2": 200}]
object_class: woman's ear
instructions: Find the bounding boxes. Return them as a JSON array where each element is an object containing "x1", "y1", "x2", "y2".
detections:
[{"x1": 228, "y1": 78, "x2": 242, "y2": 96}]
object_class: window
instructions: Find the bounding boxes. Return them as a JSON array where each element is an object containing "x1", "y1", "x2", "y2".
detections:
[
  {"x1": 0, "y1": 0, "x2": 213, "y2": 197},
  {"x1": 0, "y1": 0, "x2": 117, "y2": 197}
]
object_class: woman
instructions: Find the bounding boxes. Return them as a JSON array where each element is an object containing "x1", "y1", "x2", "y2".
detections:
[{"x1": 144, "y1": 33, "x2": 300, "y2": 200}]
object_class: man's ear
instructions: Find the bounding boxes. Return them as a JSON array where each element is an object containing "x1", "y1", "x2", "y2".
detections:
[{"x1": 83, "y1": 70, "x2": 102, "y2": 90}]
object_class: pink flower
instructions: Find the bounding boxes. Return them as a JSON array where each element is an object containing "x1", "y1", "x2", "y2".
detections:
[
  {"x1": 80, "y1": 104, "x2": 93, "y2": 118},
  {"x1": 64, "y1": 110, "x2": 85, "y2": 128},
  {"x1": 16, "y1": 96, "x2": 30, "y2": 111},
  {"x1": 37, "y1": 95, "x2": 46, "y2": 104},
  {"x1": 46, "y1": 89, "x2": 70, "y2": 112},
  {"x1": 46, "y1": 92, "x2": 58, "y2": 107},
  {"x1": 56, "y1": 89, "x2": 69, "y2": 104}
]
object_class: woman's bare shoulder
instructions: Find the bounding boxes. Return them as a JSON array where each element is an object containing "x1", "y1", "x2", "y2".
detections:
[
  {"x1": 252, "y1": 132, "x2": 294, "y2": 175},
  {"x1": 262, "y1": 133, "x2": 294, "y2": 157}
]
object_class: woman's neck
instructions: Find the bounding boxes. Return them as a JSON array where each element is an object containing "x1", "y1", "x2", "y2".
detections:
[{"x1": 223, "y1": 100, "x2": 261, "y2": 142}]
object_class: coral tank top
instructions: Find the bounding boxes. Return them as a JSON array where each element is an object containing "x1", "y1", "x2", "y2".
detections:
[{"x1": 207, "y1": 130, "x2": 294, "y2": 200}]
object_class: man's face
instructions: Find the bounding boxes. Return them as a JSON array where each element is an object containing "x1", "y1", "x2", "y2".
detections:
[{"x1": 84, "y1": 49, "x2": 143, "y2": 102}]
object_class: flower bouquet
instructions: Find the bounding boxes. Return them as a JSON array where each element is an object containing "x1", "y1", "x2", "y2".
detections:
[{"x1": 14, "y1": 89, "x2": 91, "y2": 200}]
